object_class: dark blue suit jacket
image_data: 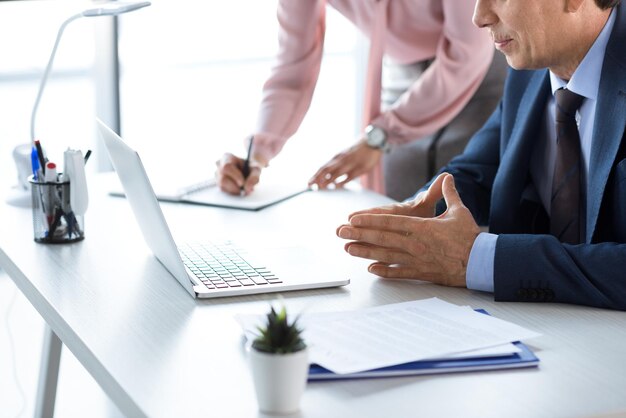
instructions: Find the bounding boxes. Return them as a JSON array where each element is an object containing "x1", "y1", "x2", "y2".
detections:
[{"x1": 427, "y1": 5, "x2": 626, "y2": 310}]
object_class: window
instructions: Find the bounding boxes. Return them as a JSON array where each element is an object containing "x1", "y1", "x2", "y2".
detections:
[
  {"x1": 0, "y1": 0, "x2": 98, "y2": 183},
  {"x1": 0, "y1": 0, "x2": 361, "y2": 187},
  {"x1": 118, "y1": 0, "x2": 361, "y2": 182}
]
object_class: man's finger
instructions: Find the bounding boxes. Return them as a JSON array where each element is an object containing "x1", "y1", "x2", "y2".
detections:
[
  {"x1": 441, "y1": 173, "x2": 463, "y2": 209},
  {"x1": 367, "y1": 263, "x2": 423, "y2": 279},
  {"x1": 339, "y1": 224, "x2": 427, "y2": 252},
  {"x1": 344, "y1": 242, "x2": 415, "y2": 264},
  {"x1": 421, "y1": 172, "x2": 447, "y2": 206},
  {"x1": 348, "y1": 213, "x2": 426, "y2": 234},
  {"x1": 348, "y1": 203, "x2": 414, "y2": 220}
]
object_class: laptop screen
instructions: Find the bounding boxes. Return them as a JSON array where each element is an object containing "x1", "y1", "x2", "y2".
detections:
[{"x1": 97, "y1": 119, "x2": 196, "y2": 296}]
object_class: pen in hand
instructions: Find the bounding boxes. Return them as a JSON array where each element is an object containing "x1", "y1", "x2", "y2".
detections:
[{"x1": 241, "y1": 135, "x2": 254, "y2": 193}]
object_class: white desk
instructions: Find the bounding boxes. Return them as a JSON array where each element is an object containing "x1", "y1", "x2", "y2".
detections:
[{"x1": 1, "y1": 182, "x2": 626, "y2": 418}]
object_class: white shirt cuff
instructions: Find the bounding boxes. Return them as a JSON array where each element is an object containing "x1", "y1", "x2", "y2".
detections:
[{"x1": 466, "y1": 232, "x2": 498, "y2": 293}]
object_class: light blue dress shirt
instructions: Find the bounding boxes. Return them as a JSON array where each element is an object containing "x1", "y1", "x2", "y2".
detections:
[{"x1": 466, "y1": 9, "x2": 616, "y2": 293}]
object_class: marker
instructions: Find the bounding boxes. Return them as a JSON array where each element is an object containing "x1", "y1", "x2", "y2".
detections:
[
  {"x1": 241, "y1": 135, "x2": 254, "y2": 193},
  {"x1": 44, "y1": 161, "x2": 58, "y2": 183},
  {"x1": 43, "y1": 161, "x2": 59, "y2": 230}
]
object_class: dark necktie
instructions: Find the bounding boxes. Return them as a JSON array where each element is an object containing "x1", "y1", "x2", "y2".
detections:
[{"x1": 550, "y1": 88, "x2": 585, "y2": 244}]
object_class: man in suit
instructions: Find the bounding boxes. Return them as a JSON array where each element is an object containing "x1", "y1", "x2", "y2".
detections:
[{"x1": 336, "y1": 0, "x2": 626, "y2": 310}]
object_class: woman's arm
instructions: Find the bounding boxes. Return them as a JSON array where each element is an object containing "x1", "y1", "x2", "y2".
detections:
[{"x1": 373, "y1": 0, "x2": 494, "y2": 145}]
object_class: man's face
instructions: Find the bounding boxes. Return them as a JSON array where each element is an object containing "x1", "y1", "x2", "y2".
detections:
[{"x1": 473, "y1": 0, "x2": 569, "y2": 71}]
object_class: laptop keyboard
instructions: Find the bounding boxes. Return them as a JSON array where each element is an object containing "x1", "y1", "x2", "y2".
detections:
[{"x1": 178, "y1": 242, "x2": 282, "y2": 290}]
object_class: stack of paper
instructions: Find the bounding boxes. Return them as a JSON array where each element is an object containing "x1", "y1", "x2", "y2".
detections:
[{"x1": 236, "y1": 298, "x2": 541, "y2": 380}]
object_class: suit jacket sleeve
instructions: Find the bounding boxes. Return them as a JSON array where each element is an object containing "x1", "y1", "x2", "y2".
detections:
[
  {"x1": 417, "y1": 100, "x2": 503, "y2": 225},
  {"x1": 495, "y1": 235, "x2": 626, "y2": 310},
  {"x1": 421, "y1": 68, "x2": 626, "y2": 311},
  {"x1": 432, "y1": 126, "x2": 626, "y2": 311}
]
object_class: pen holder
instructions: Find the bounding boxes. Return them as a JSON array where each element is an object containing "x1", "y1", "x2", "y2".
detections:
[{"x1": 28, "y1": 175, "x2": 84, "y2": 243}]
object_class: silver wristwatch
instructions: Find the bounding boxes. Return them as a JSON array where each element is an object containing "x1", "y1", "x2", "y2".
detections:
[{"x1": 364, "y1": 124, "x2": 389, "y2": 151}]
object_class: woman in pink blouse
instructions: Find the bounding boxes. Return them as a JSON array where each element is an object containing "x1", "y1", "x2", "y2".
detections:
[{"x1": 217, "y1": 0, "x2": 495, "y2": 198}]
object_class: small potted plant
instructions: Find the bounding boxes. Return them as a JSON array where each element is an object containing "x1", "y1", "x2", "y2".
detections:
[{"x1": 249, "y1": 305, "x2": 308, "y2": 414}]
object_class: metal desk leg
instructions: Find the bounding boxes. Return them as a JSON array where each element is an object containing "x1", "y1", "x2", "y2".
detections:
[{"x1": 35, "y1": 324, "x2": 62, "y2": 418}]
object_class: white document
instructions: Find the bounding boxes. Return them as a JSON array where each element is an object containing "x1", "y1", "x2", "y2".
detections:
[
  {"x1": 424, "y1": 307, "x2": 521, "y2": 360},
  {"x1": 236, "y1": 298, "x2": 540, "y2": 375}
]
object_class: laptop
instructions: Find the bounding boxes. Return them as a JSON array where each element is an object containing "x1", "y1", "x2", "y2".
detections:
[{"x1": 97, "y1": 119, "x2": 350, "y2": 298}]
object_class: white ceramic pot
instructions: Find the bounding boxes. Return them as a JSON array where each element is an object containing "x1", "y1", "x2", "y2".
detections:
[{"x1": 249, "y1": 348, "x2": 309, "y2": 414}]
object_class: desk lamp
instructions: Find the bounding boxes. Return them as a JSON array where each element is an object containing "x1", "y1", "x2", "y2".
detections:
[
  {"x1": 30, "y1": 1, "x2": 152, "y2": 143},
  {"x1": 7, "y1": 1, "x2": 150, "y2": 207}
]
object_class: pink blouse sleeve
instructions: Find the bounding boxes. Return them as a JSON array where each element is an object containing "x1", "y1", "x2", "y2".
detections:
[
  {"x1": 252, "y1": 0, "x2": 326, "y2": 163},
  {"x1": 371, "y1": 0, "x2": 494, "y2": 145}
]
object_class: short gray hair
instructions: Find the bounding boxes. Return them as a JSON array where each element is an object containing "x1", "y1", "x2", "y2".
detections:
[{"x1": 596, "y1": 0, "x2": 620, "y2": 9}]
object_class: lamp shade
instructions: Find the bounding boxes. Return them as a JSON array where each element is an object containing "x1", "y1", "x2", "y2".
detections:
[{"x1": 82, "y1": 1, "x2": 151, "y2": 17}]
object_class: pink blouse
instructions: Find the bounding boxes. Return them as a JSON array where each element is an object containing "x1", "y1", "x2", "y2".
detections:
[{"x1": 252, "y1": 0, "x2": 494, "y2": 166}]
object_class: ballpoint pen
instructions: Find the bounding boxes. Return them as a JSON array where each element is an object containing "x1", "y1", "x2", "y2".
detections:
[
  {"x1": 31, "y1": 146, "x2": 41, "y2": 180},
  {"x1": 241, "y1": 135, "x2": 254, "y2": 193},
  {"x1": 34, "y1": 139, "x2": 47, "y2": 175}
]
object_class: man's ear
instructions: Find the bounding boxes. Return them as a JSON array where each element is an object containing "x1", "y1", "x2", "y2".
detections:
[{"x1": 565, "y1": 0, "x2": 585, "y2": 13}]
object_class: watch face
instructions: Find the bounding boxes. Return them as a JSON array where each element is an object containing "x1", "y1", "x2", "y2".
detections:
[{"x1": 366, "y1": 126, "x2": 386, "y2": 148}]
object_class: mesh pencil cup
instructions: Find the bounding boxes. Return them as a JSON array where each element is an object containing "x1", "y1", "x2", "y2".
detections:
[{"x1": 28, "y1": 175, "x2": 84, "y2": 243}]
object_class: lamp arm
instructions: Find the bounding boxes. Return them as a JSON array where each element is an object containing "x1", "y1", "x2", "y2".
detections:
[{"x1": 30, "y1": 13, "x2": 84, "y2": 143}]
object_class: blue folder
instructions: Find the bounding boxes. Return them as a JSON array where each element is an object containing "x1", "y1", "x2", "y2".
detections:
[{"x1": 308, "y1": 309, "x2": 539, "y2": 381}]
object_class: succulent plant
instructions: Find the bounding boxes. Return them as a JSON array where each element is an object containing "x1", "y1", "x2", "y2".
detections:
[{"x1": 252, "y1": 306, "x2": 306, "y2": 354}]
